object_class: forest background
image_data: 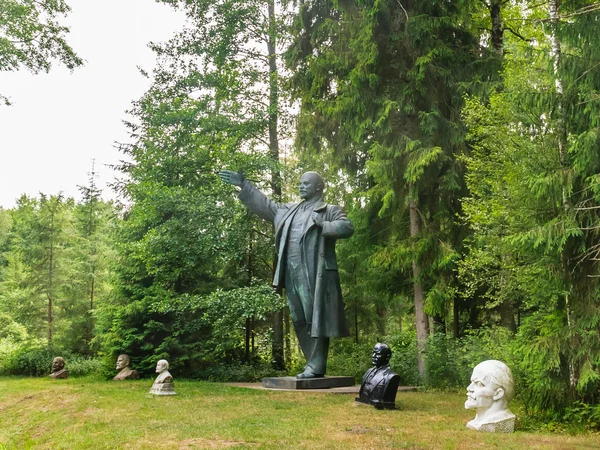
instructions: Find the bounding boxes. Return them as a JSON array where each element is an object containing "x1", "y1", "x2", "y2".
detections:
[{"x1": 1, "y1": 0, "x2": 599, "y2": 431}]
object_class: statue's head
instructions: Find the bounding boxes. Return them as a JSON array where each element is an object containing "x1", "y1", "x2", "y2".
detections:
[
  {"x1": 116, "y1": 354, "x2": 130, "y2": 370},
  {"x1": 465, "y1": 360, "x2": 514, "y2": 415},
  {"x1": 52, "y1": 357, "x2": 65, "y2": 372},
  {"x1": 299, "y1": 172, "x2": 324, "y2": 201},
  {"x1": 156, "y1": 359, "x2": 169, "y2": 374},
  {"x1": 371, "y1": 343, "x2": 392, "y2": 368}
]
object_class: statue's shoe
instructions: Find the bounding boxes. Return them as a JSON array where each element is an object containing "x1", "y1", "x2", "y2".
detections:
[{"x1": 296, "y1": 371, "x2": 325, "y2": 379}]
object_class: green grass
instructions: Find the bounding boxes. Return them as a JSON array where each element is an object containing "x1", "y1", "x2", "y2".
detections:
[{"x1": 0, "y1": 377, "x2": 598, "y2": 449}]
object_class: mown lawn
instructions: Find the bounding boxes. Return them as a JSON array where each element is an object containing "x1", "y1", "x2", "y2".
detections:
[{"x1": 0, "y1": 377, "x2": 597, "y2": 449}]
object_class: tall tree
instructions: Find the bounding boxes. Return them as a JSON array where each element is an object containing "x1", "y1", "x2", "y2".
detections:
[
  {"x1": 0, "y1": 194, "x2": 76, "y2": 343},
  {"x1": 101, "y1": 0, "x2": 294, "y2": 372},
  {"x1": 286, "y1": 0, "x2": 489, "y2": 381},
  {"x1": 460, "y1": 0, "x2": 600, "y2": 411}
]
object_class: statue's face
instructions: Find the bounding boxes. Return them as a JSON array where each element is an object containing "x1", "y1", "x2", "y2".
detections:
[
  {"x1": 465, "y1": 365, "x2": 497, "y2": 411},
  {"x1": 116, "y1": 355, "x2": 128, "y2": 370},
  {"x1": 52, "y1": 358, "x2": 64, "y2": 372},
  {"x1": 299, "y1": 173, "x2": 322, "y2": 201},
  {"x1": 156, "y1": 361, "x2": 167, "y2": 373},
  {"x1": 371, "y1": 344, "x2": 390, "y2": 368}
]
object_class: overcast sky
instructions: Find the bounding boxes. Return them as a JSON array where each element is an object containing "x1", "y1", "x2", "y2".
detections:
[{"x1": 0, "y1": 0, "x2": 186, "y2": 209}]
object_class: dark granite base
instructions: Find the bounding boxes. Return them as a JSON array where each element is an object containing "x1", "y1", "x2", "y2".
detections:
[
  {"x1": 355, "y1": 397, "x2": 396, "y2": 410},
  {"x1": 262, "y1": 376, "x2": 355, "y2": 390}
]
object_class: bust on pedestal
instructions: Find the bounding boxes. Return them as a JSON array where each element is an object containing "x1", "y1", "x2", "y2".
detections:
[
  {"x1": 113, "y1": 354, "x2": 139, "y2": 381},
  {"x1": 149, "y1": 359, "x2": 176, "y2": 396},
  {"x1": 49, "y1": 357, "x2": 68, "y2": 379},
  {"x1": 465, "y1": 360, "x2": 516, "y2": 433},
  {"x1": 355, "y1": 343, "x2": 400, "y2": 409}
]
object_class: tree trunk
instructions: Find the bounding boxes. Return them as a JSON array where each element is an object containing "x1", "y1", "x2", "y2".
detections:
[
  {"x1": 548, "y1": 0, "x2": 577, "y2": 391},
  {"x1": 267, "y1": 0, "x2": 285, "y2": 370},
  {"x1": 47, "y1": 208, "x2": 55, "y2": 343},
  {"x1": 409, "y1": 198, "x2": 429, "y2": 382},
  {"x1": 453, "y1": 298, "x2": 459, "y2": 338},
  {"x1": 490, "y1": 0, "x2": 503, "y2": 56}
]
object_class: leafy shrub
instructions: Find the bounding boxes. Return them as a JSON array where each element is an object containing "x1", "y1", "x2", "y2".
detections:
[
  {"x1": 0, "y1": 342, "x2": 101, "y2": 377},
  {"x1": 563, "y1": 401, "x2": 600, "y2": 431},
  {"x1": 386, "y1": 330, "x2": 419, "y2": 386},
  {"x1": 423, "y1": 327, "x2": 516, "y2": 389},
  {"x1": 327, "y1": 339, "x2": 373, "y2": 381},
  {"x1": 7, "y1": 345, "x2": 55, "y2": 376},
  {"x1": 66, "y1": 355, "x2": 102, "y2": 377},
  {"x1": 200, "y1": 361, "x2": 285, "y2": 382}
]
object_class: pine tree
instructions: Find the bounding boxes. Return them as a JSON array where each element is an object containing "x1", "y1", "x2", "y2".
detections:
[{"x1": 285, "y1": 0, "x2": 489, "y2": 381}]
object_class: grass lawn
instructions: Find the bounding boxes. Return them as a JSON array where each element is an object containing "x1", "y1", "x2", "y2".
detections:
[{"x1": 0, "y1": 377, "x2": 598, "y2": 449}]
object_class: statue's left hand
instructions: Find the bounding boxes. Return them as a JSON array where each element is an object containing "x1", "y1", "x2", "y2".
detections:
[
  {"x1": 312, "y1": 212, "x2": 325, "y2": 227},
  {"x1": 219, "y1": 170, "x2": 245, "y2": 187}
]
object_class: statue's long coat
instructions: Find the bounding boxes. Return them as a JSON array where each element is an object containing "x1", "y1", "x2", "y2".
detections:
[{"x1": 239, "y1": 182, "x2": 354, "y2": 337}]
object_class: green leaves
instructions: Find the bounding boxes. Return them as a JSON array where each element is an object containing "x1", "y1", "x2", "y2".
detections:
[{"x1": 0, "y1": 0, "x2": 82, "y2": 102}]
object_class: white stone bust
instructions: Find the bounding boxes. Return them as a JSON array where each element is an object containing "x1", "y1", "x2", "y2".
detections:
[
  {"x1": 149, "y1": 359, "x2": 176, "y2": 395},
  {"x1": 465, "y1": 360, "x2": 516, "y2": 433}
]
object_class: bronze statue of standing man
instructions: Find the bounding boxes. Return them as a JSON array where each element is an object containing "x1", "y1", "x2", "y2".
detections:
[{"x1": 219, "y1": 170, "x2": 354, "y2": 379}]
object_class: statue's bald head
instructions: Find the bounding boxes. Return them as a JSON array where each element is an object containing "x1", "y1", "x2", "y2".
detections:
[{"x1": 299, "y1": 171, "x2": 324, "y2": 201}]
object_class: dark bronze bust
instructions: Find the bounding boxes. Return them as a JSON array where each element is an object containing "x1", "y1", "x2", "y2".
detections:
[
  {"x1": 355, "y1": 343, "x2": 400, "y2": 409},
  {"x1": 49, "y1": 357, "x2": 68, "y2": 379}
]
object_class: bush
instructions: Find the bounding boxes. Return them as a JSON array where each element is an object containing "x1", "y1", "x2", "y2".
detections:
[
  {"x1": 327, "y1": 339, "x2": 373, "y2": 381},
  {"x1": 200, "y1": 361, "x2": 285, "y2": 382},
  {"x1": 563, "y1": 401, "x2": 600, "y2": 432},
  {"x1": 423, "y1": 327, "x2": 516, "y2": 389},
  {"x1": 7, "y1": 345, "x2": 55, "y2": 376},
  {"x1": 0, "y1": 341, "x2": 102, "y2": 377},
  {"x1": 326, "y1": 332, "x2": 419, "y2": 386},
  {"x1": 66, "y1": 355, "x2": 103, "y2": 377},
  {"x1": 386, "y1": 330, "x2": 419, "y2": 386}
]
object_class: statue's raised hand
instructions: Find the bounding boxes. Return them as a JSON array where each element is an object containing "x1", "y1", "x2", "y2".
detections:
[{"x1": 219, "y1": 170, "x2": 245, "y2": 187}]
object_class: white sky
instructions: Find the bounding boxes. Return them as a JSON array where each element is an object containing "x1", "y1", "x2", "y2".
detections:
[{"x1": 0, "y1": 0, "x2": 186, "y2": 209}]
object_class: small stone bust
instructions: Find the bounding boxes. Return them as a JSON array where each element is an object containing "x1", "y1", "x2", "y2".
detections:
[
  {"x1": 113, "y1": 354, "x2": 139, "y2": 381},
  {"x1": 49, "y1": 357, "x2": 68, "y2": 379},
  {"x1": 465, "y1": 360, "x2": 516, "y2": 433},
  {"x1": 149, "y1": 359, "x2": 176, "y2": 396},
  {"x1": 355, "y1": 343, "x2": 400, "y2": 409}
]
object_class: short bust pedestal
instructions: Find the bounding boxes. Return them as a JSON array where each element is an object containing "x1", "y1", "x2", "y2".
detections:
[
  {"x1": 467, "y1": 414, "x2": 516, "y2": 433},
  {"x1": 49, "y1": 370, "x2": 68, "y2": 379},
  {"x1": 149, "y1": 382, "x2": 176, "y2": 396},
  {"x1": 354, "y1": 397, "x2": 397, "y2": 410},
  {"x1": 113, "y1": 368, "x2": 139, "y2": 381}
]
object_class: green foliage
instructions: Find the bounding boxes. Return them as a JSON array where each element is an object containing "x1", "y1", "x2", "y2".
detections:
[
  {"x1": 97, "y1": 282, "x2": 284, "y2": 378},
  {"x1": 423, "y1": 328, "x2": 515, "y2": 390},
  {"x1": 285, "y1": 0, "x2": 494, "y2": 377},
  {"x1": 563, "y1": 401, "x2": 600, "y2": 432},
  {"x1": 0, "y1": 194, "x2": 117, "y2": 354},
  {"x1": 459, "y1": 0, "x2": 600, "y2": 415},
  {"x1": 326, "y1": 339, "x2": 374, "y2": 381},
  {"x1": 0, "y1": 0, "x2": 82, "y2": 103},
  {"x1": 385, "y1": 330, "x2": 419, "y2": 387},
  {"x1": 201, "y1": 361, "x2": 284, "y2": 382},
  {"x1": 0, "y1": 342, "x2": 100, "y2": 377}
]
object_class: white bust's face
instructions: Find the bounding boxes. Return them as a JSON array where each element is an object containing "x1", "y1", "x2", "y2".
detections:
[
  {"x1": 465, "y1": 365, "x2": 498, "y2": 411},
  {"x1": 156, "y1": 361, "x2": 168, "y2": 373}
]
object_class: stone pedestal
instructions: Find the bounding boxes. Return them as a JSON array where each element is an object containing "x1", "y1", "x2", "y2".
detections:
[
  {"x1": 149, "y1": 382, "x2": 176, "y2": 396},
  {"x1": 262, "y1": 376, "x2": 354, "y2": 390},
  {"x1": 467, "y1": 416, "x2": 515, "y2": 433}
]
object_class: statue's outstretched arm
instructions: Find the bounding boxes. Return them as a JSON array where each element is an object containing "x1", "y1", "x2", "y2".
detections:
[{"x1": 220, "y1": 170, "x2": 281, "y2": 223}]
